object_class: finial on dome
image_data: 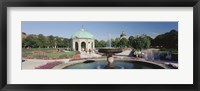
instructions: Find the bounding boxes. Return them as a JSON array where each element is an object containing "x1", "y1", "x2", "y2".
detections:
[{"x1": 81, "y1": 25, "x2": 85, "y2": 31}]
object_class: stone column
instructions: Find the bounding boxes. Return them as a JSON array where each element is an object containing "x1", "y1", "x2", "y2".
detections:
[
  {"x1": 93, "y1": 40, "x2": 95, "y2": 49},
  {"x1": 86, "y1": 41, "x2": 89, "y2": 53},
  {"x1": 72, "y1": 41, "x2": 75, "y2": 51},
  {"x1": 78, "y1": 41, "x2": 81, "y2": 52}
]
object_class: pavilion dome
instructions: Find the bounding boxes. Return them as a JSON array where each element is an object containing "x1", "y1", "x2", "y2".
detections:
[{"x1": 72, "y1": 27, "x2": 94, "y2": 39}]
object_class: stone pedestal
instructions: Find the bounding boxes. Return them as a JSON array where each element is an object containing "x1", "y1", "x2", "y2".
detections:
[
  {"x1": 105, "y1": 53, "x2": 115, "y2": 69},
  {"x1": 98, "y1": 48, "x2": 123, "y2": 69}
]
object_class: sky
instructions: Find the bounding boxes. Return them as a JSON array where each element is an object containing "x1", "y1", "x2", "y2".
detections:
[{"x1": 22, "y1": 21, "x2": 178, "y2": 40}]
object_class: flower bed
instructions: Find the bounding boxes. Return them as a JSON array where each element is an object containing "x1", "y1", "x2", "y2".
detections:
[
  {"x1": 35, "y1": 61, "x2": 63, "y2": 69},
  {"x1": 69, "y1": 54, "x2": 80, "y2": 59},
  {"x1": 22, "y1": 48, "x2": 78, "y2": 60}
]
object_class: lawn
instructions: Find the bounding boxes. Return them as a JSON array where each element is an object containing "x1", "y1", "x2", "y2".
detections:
[
  {"x1": 159, "y1": 48, "x2": 178, "y2": 54},
  {"x1": 159, "y1": 50, "x2": 178, "y2": 55}
]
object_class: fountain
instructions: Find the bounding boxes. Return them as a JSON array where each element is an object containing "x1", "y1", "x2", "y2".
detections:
[
  {"x1": 98, "y1": 34, "x2": 122, "y2": 69},
  {"x1": 61, "y1": 34, "x2": 168, "y2": 69}
]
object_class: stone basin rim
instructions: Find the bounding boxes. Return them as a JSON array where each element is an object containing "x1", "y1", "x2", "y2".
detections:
[
  {"x1": 53, "y1": 60, "x2": 167, "y2": 69},
  {"x1": 98, "y1": 48, "x2": 122, "y2": 53}
]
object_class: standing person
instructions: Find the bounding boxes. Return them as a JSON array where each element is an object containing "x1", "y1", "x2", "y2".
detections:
[
  {"x1": 129, "y1": 48, "x2": 135, "y2": 57},
  {"x1": 138, "y1": 50, "x2": 142, "y2": 58},
  {"x1": 134, "y1": 51, "x2": 138, "y2": 58},
  {"x1": 132, "y1": 48, "x2": 135, "y2": 56}
]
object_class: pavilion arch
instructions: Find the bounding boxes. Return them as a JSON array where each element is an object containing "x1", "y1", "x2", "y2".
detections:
[
  {"x1": 81, "y1": 42, "x2": 86, "y2": 51},
  {"x1": 75, "y1": 42, "x2": 78, "y2": 51}
]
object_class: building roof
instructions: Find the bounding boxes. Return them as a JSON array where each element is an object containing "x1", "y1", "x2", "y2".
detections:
[
  {"x1": 120, "y1": 31, "x2": 126, "y2": 37},
  {"x1": 71, "y1": 27, "x2": 94, "y2": 39},
  {"x1": 22, "y1": 34, "x2": 28, "y2": 39}
]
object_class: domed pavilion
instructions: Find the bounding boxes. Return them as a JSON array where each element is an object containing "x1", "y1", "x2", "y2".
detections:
[{"x1": 71, "y1": 26, "x2": 95, "y2": 52}]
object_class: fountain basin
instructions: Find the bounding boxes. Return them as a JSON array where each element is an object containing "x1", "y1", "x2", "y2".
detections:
[
  {"x1": 98, "y1": 48, "x2": 122, "y2": 54},
  {"x1": 63, "y1": 60, "x2": 166, "y2": 69}
]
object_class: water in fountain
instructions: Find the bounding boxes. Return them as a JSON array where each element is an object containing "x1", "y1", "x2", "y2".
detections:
[{"x1": 106, "y1": 34, "x2": 112, "y2": 48}]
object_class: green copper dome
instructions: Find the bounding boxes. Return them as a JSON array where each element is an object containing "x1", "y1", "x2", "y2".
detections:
[{"x1": 72, "y1": 27, "x2": 94, "y2": 39}]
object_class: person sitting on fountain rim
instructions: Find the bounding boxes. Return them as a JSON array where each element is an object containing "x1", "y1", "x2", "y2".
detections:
[{"x1": 89, "y1": 49, "x2": 91, "y2": 54}]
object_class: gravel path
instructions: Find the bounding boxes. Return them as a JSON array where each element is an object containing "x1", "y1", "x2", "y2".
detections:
[
  {"x1": 22, "y1": 59, "x2": 69, "y2": 69},
  {"x1": 80, "y1": 52, "x2": 102, "y2": 58}
]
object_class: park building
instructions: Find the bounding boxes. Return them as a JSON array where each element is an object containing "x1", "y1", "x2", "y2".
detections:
[
  {"x1": 120, "y1": 31, "x2": 127, "y2": 40},
  {"x1": 71, "y1": 26, "x2": 95, "y2": 52}
]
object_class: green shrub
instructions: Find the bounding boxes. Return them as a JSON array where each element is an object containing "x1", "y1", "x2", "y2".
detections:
[
  {"x1": 171, "y1": 53, "x2": 178, "y2": 61},
  {"x1": 59, "y1": 54, "x2": 69, "y2": 59},
  {"x1": 75, "y1": 51, "x2": 80, "y2": 54},
  {"x1": 34, "y1": 55, "x2": 47, "y2": 59},
  {"x1": 22, "y1": 53, "x2": 33, "y2": 57}
]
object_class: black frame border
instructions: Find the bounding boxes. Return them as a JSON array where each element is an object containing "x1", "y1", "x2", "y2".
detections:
[{"x1": 0, "y1": 0, "x2": 199, "y2": 91}]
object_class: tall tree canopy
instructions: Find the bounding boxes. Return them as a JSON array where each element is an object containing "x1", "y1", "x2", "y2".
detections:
[
  {"x1": 153, "y1": 29, "x2": 178, "y2": 49},
  {"x1": 22, "y1": 34, "x2": 72, "y2": 48},
  {"x1": 119, "y1": 38, "x2": 128, "y2": 48},
  {"x1": 22, "y1": 29, "x2": 177, "y2": 50}
]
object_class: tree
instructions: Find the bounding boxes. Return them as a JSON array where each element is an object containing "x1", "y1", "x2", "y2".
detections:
[
  {"x1": 46, "y1": 35, "x2": 55, "y2": 48},
  {"x1": 95, "y1": 40, "x2": 106, "y2": 47},
  {"x1": 95, "y1": 40, "x2": 100, "y2": 47},
  {"x1": 145, "y1": 35, "x2": 153, "y2": 47},
  {"x1": 119, "y1": 38, "x2": 128, "y2": 48},
  {"x1": 153, "y1": 34, "x2": 164, "y2": 47},
  {"x1": 128, "y1": 35, "x2": 151, "y2": 50},
  {"x1": 114, "y1": 38, "x2": 120, "y2": 47},
  {"x1": 142, "y1": 35, "x2": 151, "y2": 49},
  {"x1": 22, "y1": 38, "x2": 26, "y2": 48},
  {"x1": 22, "y1": 33, "x2": 74, "y2": 48},
  {"x1": 163, "y1": 29, "x2": 178, "y2": 49},
  {"x1": 128, "y1": 36, "x2": 135, "y2": 48},
  {"x1": 25, "y1": 35, "x2": 39, "y2": 48},
  {"x1": 62, "y1": 38, "x2": 71, "y2": 48},
  {"x1": 134, "y1": 36, "x2": 144, "y2": 50},
  {"x1": 99, "y1": 40, "x2": 106, "y2": 47},
  {"x1": 37, "y1": 34, "x2": 47, "y2": 48},
  {"x1": 111, "y1": 38, "x2": 115, "y2": 47},
  {"x1": 153, "y1": 29, "x2": 178, "y2": 49},
  {"x1": 22, "y1": 32, "x2": 26, "y2": 35}
]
